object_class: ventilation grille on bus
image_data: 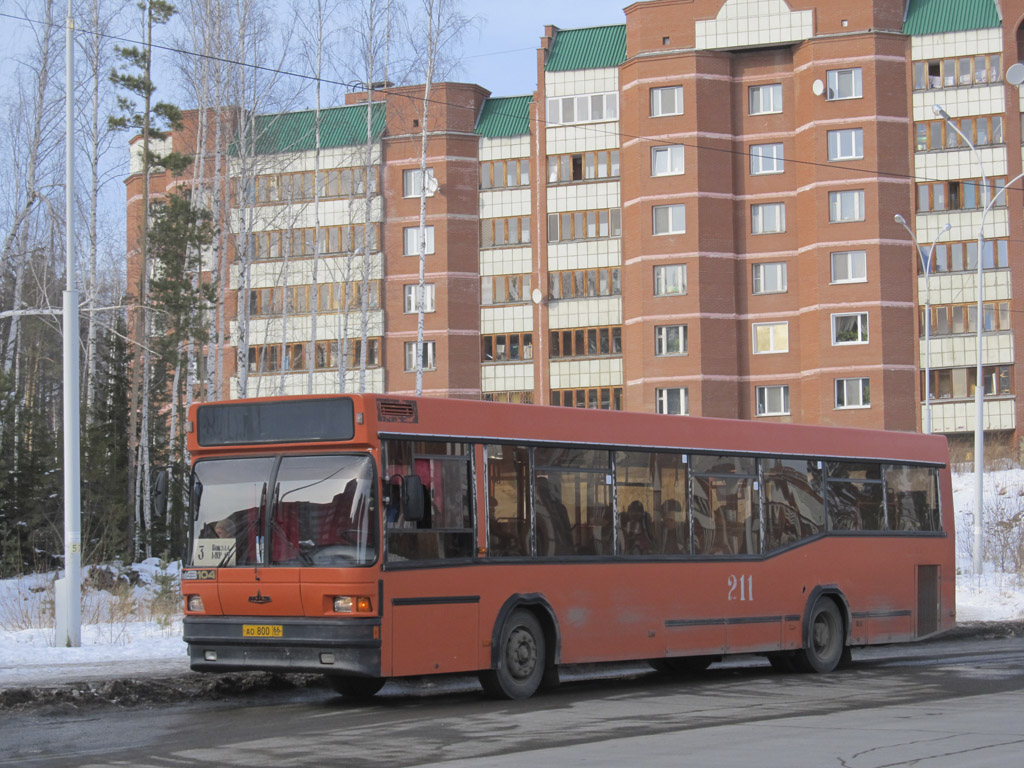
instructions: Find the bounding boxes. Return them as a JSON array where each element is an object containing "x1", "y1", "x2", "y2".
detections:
[{"x1": 377, "y1": 399, "x2": 418, "y2": 423}]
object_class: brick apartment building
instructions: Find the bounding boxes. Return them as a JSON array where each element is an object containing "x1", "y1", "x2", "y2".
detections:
[{"x1": 124, "y1": 0, "x2": 1024, "y2": 457}]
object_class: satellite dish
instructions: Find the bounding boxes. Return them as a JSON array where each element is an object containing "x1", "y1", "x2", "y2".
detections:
[
  {"x1": 532, "y1": 288, "x2": 543, "y2": 305},
  {"x1": 812, "y1": 79, "x2": 825, "y2": 96},
  {"x1": 424, "y1": 175, "x2": 440, "y2": 194},
  {"x1": 1007, "y1": 62, "x2": 1024, "y2": 87}
]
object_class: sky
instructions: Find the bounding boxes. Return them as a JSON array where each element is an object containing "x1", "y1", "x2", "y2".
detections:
[{"x1": 459, "y1": 0, "x2": 633, "y2": 97}]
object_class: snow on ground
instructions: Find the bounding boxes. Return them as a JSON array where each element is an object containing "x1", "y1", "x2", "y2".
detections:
[{"x1": 0, "y1": 471, "x2": 1022, "y2": 686}]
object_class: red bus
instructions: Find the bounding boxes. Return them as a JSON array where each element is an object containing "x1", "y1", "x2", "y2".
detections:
[{"x1": 180, "y1": 394, "x2": 954, "y2": 699}]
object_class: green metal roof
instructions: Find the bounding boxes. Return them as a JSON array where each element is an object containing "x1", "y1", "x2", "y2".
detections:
[
  {"x1": 903, "y1": 0, "x2": 1000, "y2": 36},
  {"x1": 475, "y1": 96, "x2": 533, "y2": 138},
  {"x1": 239, "y1": 103, "x2": 386, "y2": 156},
  {"x1": 545, "y1": 25, "x2": 626, "y2": 72}
]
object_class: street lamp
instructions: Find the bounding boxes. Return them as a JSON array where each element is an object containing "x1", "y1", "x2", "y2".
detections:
[
  {"x1": 894, "y1": 214, "x2": 950, "y2": 435},
  {"x1": 933, "y1": 103, "x2": 1024, "y2": 576}
]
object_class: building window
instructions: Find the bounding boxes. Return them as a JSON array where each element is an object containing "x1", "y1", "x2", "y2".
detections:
[
  {"x1": 826, "y1": 68, "x2": 862, "y2": 100},
  {"x1": 546, "y1": 92, "x2": 619, "y2": 126},
  {"x1": 752, "y1": 262, "x2": 787, "y2": 294},
  {"x1": 918, "y1": 238, "x2": 1008, "y2": 274},
  {"x1": 650, "y1": 85, "x2": 684, "y2": 116},
  {"x1": 827, "y1": 128, "x2": 863, "y2": 161},
  {"x1": 549, "y1": 267, "x2": 620, "y2": 300},
  {"x1": 550, "y1": 387, "x2": 623, "y2": 410},
  {"x1": 480, "y1": 158, "x2": 529, "y2": 189},
  {"x1": 914, "y1": 115, "x2": 1002, "y2": 152},
  {"x1": 481, "y1": 274, "x2": 531, "y2": 305},
  {"x1": 656, "y1": 387, "x2": 688, "y2": 415},
  {"x1": 830, "y1": 251, "x2": 867, "y2": 283},
  {"x1": 315, "y1": 338, "x2": 381, "y2": 370},
  {"x1": 547, "y1": 208, "x2": 621, "y2": 241},
  {"x1": 828, "y1": 190, "x2": 865, "y2": 222},
  {"x1": 750, "y1": 143, "x2": 784, "y2": 174},
  {"x1": 751, "y1": 202, "x2": 785, "y2": 234},
  {"x1": 925, "y1": 365, "x2": 1012, "y2": 400},
  {"x1": 402, "y1": 167, "x2": 436, "y2": 197},
  {"x1": 756, "y1": 385, "x2": 790, "y2": 416},
  {"x1": 652, "y1": 204, "x2": 686, "y2": 235},
  {"x1": 651, "y1": 145, "x2": 685, "y2": 176},
  {"x1": 921, "y1": 300, "x2": 1010, "y2": 336},
  {"x1": 913, "y1": 54, "x2": 1001, "y2": 90},
  {"x1": 749, "y1": 84, "x2": 782, "y2": 115},
  {"x1": 655, "y1": 325, "x2": 687, "y2": 356},
  {"x1": 835, "y1": 378, "x2": 870, "y2": 409},
  {"x1": 482, "y1": 332, "x2": 533, "y2": 362},
  {"x1": 482, "y1": 391, "x2": 534, "y2": 404},
  {"x1": 404, "y1": 341, "x2": 436, "y2": 371},
  {"x1": 550, "y1": 326, "x2": 622, "y2": 358},
  {"x1": 249, "y1": 224, "x2": 380, "y2": 259},
  {"x1": 654, "y1": 264, "x2": 686, "y2": 296},
  {"x1": 916, "y1": 177, "x2": 1006, "y2": 212},
  {"x1": 752, "y1": 322, "x2": 789, "y2": 354},
  {"x1": 832, "y1": 312, "x2": 869, "y2": 344},
  {"x1": 403, "y1": 284, "x2": 435, "y2": 313},
  {"x1": 547, "y1": 150, "x2": 620, "y2": 183},
  {"x1": 403, "y1": 225, "x2": 435, "y2": 255},
  {"x1": 253, "y1": 166, "x2": 377, "y2": 204},
  {"x1": 481, "y1": 216, "x2": 530, "y2": 248}
]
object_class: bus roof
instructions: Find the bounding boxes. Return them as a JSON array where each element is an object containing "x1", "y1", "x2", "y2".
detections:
[{"x1": 188, "y1": 394, "x2": 948, "y2": 466}]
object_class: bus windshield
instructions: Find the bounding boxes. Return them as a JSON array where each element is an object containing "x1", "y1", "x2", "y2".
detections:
[{"x1": 190, "y1": 454, "x2": 378, "y2": 568}]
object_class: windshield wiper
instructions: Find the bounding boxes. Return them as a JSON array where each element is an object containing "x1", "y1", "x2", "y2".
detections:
[{"x1": 217, "y1": 542, "x2": 237, "y2": 567}]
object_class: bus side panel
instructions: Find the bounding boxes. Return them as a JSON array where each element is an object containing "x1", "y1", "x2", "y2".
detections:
[{"x1": 385, "y1": 571, "x2": 482, "y2": 677}]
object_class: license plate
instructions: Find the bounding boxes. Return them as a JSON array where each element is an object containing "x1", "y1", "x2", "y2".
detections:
[{"x1": 242, "y1": 624, "x2": 283, "y2": 638}]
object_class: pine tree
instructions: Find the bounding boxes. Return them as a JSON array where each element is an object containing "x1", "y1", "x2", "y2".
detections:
[
  {"x1": 147, "y1": 191, "x2": 215, "y2": 557},
  {"x1": 81, "y1": 317, "x2": 132, "y2": 565}
]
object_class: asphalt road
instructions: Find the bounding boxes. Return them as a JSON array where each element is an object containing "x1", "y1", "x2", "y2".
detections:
[{"x1": 2, "y1": 635, "x2": 1022, "y2": 768}]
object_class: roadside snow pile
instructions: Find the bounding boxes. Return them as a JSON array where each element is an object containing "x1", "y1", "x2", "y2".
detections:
[{"x1": 0, "y1": 558, "x2": 187, "y2": 670}]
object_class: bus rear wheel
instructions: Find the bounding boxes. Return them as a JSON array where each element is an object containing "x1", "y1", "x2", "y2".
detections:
[
  {"x1": 480, "y1": 609, "x2": 546, "y2": 699},
  {"x1": 795, "y1": 598, "x2": 844, "y2": 673},
  {"x1": 327, "y1": 675, "x2": 386, "y2": 698}
]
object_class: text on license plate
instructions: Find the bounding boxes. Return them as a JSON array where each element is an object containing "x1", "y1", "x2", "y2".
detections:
[{"x1": 242, "y1": 624, "x2": 283, "y2": 638}]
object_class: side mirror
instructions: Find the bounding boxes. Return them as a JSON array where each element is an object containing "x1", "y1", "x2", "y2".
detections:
[
  {"x1": 401, "y1": 474, "x2": 425, "y2": 523},
  {"x1": 152, "y1": 470, "x2": 169, "y2": 517}
]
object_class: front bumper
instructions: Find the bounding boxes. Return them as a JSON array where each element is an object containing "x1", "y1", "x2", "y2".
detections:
[{"x1": 183, "y1": 615, "x2": 381, "y2": 676}]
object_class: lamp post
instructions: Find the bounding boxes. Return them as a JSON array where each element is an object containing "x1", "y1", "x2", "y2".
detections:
[
  {"x1": 932, "y1": 104, "x2": 1024, "y2": 576},
  {"x1": 894, "y1": 215, "x2": 950, "y2": 435}
]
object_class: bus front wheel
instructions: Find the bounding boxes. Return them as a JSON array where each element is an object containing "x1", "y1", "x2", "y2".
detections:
[
  {"x1": 795, "y1": 597, "x2": 844, "y2": 673},
  {"x1": 327, "y1": 675, "x2": 386, "y2": 698},
  {"x1": 480, "y1": 608, "x2": 546, "y2": 699}
]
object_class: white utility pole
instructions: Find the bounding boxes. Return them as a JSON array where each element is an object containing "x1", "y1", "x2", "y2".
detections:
[{"x1": 56, "y1": 0, "x2": 82, "y2": 647}]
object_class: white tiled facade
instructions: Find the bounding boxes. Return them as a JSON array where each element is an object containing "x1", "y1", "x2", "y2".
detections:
[
  {"x1": 695, "y1": 0, "x2": 813, "y2": 51},
  {"x1": 911, "y1": 24, "x2": 1017, "y2": 441}
]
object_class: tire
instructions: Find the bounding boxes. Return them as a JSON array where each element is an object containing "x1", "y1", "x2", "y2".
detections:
[
  {"x1": 479, "y1": 608, "x2": 546, "y2": 699},
  {"x1": 794, "y1": 597, "x2": 845, "y2": 673},
  {"x1": 327, "y1": 675, "x2": 386, "y2": 698}
]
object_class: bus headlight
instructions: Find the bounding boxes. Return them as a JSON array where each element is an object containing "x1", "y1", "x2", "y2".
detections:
[
  {"x1": 187, "y1": 595, "x2": 205, "y2": 612},
  {"x1": 333, "y1": 596, "x2": 372, "y2": 613}
]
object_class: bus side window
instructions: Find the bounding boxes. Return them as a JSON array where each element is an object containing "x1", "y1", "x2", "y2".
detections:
[
  {"x1": 762, "y1": 459, "x2": 825, "y2": 551},
  {"x1": 485, "y1": 445, "x2": 531, "y2": 557},
  {"x1": 534, "y1": 448, "x2": 611, "y2": 557},
  {"x1": 690, "y1": 455, "x2": 757, "y2": 556},
  {"x1": 885, "y1": 464, "x2": 940, "y2": 532},
  {"x1": 826, "y1": 461, "x2": 883, "y2": 531},
  {"x1": 615, "y1": 450, "x2": 688, "y2": 556},
  {"x1": 383, "y1": 439, "x2": 475, "y2": 562}
]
